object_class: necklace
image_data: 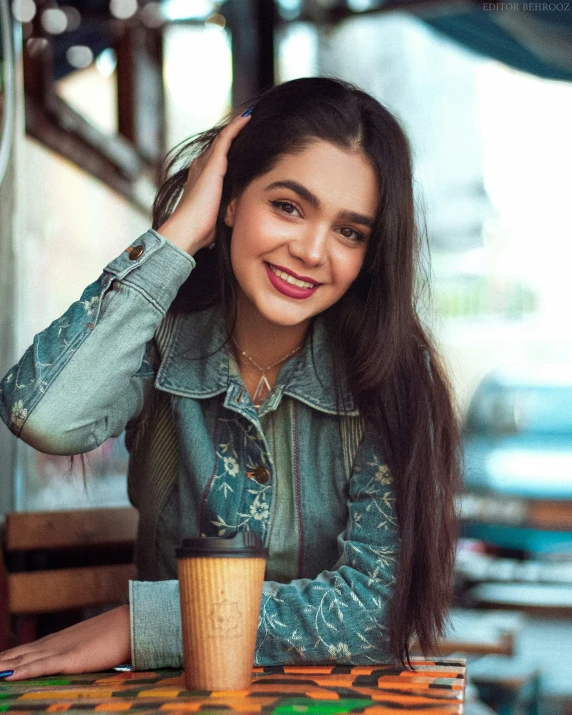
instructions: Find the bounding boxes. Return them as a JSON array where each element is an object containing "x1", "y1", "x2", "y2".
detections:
[{"x1": 232, "y1": 340, "x2": 302, "y2": 408}]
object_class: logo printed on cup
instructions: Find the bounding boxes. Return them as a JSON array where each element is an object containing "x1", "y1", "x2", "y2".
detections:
[{"x1": 208, "y1": 599, "x2": 242, "y2": 637}]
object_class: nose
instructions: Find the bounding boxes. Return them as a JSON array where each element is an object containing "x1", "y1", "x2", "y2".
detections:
[{"x1": 288, "y1": 224, "x2": 328, "y2": 267}]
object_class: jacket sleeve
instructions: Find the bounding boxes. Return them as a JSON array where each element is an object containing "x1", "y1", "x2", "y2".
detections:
[
  {"x1": 0, "y1": 230, "x2": 195, "y2": 455},
  {"x1": 129, "y1": 434, "x2": 399, "y2": 668}
]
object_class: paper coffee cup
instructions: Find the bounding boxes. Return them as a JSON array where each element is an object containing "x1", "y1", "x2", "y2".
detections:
[{"x1": 176, "y1": 532, "x2": 268, "y2": 691}]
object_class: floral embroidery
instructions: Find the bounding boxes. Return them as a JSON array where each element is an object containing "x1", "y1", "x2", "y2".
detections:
[
  {"x1": 57, "y1": 319, "x2": 70, "y2": 336},
  {"x1": 81, "y1": 296, "x2": 100, "y2": 316},
  {"x1": 249, "y1": 494, "x2": 270, "y2": 521},
  {"x1": 11, "y1": 400, "x2": 27, "y2": 429},
  {"x1": 0, "y1": 275, "x2": 108, "y2": 436},
  {"x1": 206, "y1": 412, "x2": 273, "y2": 539},
  {"x1": 327, "y1": 642, "x2": 351, "y2": 660},
  {"x1": 375, "y1": 464, "x2": 391, "y2": 485},
  {"x1": 255, "y1": 439, "x2": 398, "y2": 665},
  {"x1": 223, "y1": 456, "x2": 239, "y2": 476}
]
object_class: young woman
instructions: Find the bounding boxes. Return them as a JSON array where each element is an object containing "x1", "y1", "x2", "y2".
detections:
[{"x1": 0, "y1": 77, "x2": 460, "y2": 679}]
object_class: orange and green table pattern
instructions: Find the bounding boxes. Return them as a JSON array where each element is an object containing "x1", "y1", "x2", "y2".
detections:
[{"x1": 0, "y1": 659, "x2": 466, "y2": 714}]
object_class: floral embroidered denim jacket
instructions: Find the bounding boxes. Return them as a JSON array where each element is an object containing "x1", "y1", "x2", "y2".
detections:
[{"x1": 0, "y1": 229, "x2": 399, "y2": 669}]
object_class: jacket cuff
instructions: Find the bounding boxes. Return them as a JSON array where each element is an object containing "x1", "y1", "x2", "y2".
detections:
[
  {"x1": 129, "y1": 580, "x2": 183, "y2": 670},
  {"x1": 105, "y1": 230, "x2": 195, "y2": 314}
]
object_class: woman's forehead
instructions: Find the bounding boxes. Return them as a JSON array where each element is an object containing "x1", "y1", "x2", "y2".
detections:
[{"x1": 251, "y1": 140, "x2": 379, "y2": 216}]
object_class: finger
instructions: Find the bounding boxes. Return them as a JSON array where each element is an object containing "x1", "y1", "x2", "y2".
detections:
[
  {"x1": 185, "y1": 150, "x2": 211, "y2": 181},
  {"x1": 211, "y1": 113, "x2": 251, "y2": 153},
  {"x1": 0, "y1": 654, "x2": 66, "y2": 681},
  {"x1": 190, "y1": 114, "x2": 249, "y2": 177},
  {"x1": 0, "y1": 647, "x2": 55, "y2": 670},
  {"x1": 184, "y1": 112, "x2": 250, "y2": 185},
  {"x1": 0, "y1": 645, "x2": 42, "y2": 664}
]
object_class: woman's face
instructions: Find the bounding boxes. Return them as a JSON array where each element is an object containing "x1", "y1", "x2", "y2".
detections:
[{"x1": 225, "y1": 139, "x2": 379, "y2": 329}]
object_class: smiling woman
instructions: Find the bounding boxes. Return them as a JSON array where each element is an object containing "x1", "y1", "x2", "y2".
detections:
[
  {"x1": 226, "y1": 142, "x2": 376, "y2": 332},
  {"x1": 0, "y1": 77, "x2": 461, "y2": 679}
]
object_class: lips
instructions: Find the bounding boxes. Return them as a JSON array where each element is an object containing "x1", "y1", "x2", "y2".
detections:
[
  {"x1": 268, "y1": 263, "x2": 320, "y2": 288},
  {"x1": 264, "y1": 262, "x2": 322, "y2": 300}
]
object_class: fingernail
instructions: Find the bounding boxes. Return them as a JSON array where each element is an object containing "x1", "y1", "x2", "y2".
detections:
[
  {"x1": 241, "y1": 107, "x2": 253, "y2": 117},
  {"x1": 0, "y1": 670, "x2": 14, "y2": 678}
]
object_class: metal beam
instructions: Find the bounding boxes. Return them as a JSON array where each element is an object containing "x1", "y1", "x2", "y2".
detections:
[
  {"x1": 226, "y1": 0, "x2": 276, "y2": 108},
  {"x1": 21, "y1": 5, "x2": 163, "y2": 209},
  {"x1": 116, "y1": 24, "x2": 165, "y2": 164}
]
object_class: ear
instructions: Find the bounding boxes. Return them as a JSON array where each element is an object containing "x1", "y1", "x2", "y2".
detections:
[{"x1": 224, "y1": 198, "x2": 237, "y2": 228}]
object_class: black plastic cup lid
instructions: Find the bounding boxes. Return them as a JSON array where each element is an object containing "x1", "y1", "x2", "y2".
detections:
[{"x1": 175, "y1": 531, "x2": 269, "y2": 559}]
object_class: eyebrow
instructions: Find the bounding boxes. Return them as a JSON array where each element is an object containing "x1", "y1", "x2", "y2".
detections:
[{"x1": 264, "y1": 179, "x2": 375, "y2": 229}]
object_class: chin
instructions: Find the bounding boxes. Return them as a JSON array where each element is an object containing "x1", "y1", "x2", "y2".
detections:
[
  {"x1": 254, "y1": 299, "x2": 316, "y2": 327},
  {"x1": 260, "y1": 309, "x2": 313, "y2": 327}
]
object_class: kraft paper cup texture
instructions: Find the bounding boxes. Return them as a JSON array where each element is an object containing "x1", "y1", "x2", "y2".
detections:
[{"x1": 178, "y1": 555, "x2": 267, "y2": 691}]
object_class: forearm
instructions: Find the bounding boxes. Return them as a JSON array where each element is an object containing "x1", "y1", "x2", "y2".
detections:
[
  {"x1": 129, "y1": 564, "x2": 395, "y2": 669},
  {"x1": 256, "y1": 568, "x2": 395, "y2": 664},
  {"x1": 0, "y1": 230, "x2": 194, "y2": 454}
]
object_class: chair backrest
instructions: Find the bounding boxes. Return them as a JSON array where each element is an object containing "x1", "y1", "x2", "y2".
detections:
[
  {"x1": 0, "y1": 507, "x2": 138, "y2": 649},
  {"x1": 5, "y1": 507, "x2": 139, "y2": 552}
]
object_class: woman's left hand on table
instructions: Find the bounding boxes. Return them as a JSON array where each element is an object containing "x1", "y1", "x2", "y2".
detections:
[{"x1": 0, "y1": 605, "x2": 131, "y2": 680}]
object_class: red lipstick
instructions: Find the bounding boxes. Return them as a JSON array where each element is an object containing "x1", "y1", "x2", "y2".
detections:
[
  {"x1": 264, "y1": 263, "x2": 320, "y2": 300},
  {"x1": 270, "y1": 263, "x2": 321, "y2": 284}
]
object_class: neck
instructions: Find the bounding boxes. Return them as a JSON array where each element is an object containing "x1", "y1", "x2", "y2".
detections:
[{"x1": 230, "y1": 295, "x2": 310, "y2": 367}]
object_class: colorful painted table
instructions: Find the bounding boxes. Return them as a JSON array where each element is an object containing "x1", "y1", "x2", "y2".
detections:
[{"x1": 0, "y1": 659, "x2": 466, "y2": 714}]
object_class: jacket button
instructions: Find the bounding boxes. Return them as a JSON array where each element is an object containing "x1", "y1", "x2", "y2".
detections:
[
  {"x1": 128, "y1": 245, "x2": 144, "y2": 260},
  {"x1": 252, "y1": 466, "x2": 270, "y2": 484}
]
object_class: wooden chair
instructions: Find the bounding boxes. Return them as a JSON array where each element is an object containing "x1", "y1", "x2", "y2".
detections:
[
  {"x1": 416, "y1": 608, "x2": 526, "y2": 657},
  {"x1": 0, "y1": 507, "x2": 138, "y2": 651}
]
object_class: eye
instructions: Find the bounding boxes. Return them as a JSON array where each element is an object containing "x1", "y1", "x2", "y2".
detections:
[
  {"x1": 270, "y1": 200, "x2": 300, "y2": 216},
  {"x1": 338, "y1": 226, "x2": 366, "y2": 243}
]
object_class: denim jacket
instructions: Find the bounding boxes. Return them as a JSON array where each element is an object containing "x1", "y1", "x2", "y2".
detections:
[{"x1": 0, "y1": 229, "x2": 399, "y2": 668}]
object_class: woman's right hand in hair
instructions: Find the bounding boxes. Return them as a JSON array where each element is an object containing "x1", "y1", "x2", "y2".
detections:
[{"x1": 158, "y1": 112, "x2": 251, "y2": 256}]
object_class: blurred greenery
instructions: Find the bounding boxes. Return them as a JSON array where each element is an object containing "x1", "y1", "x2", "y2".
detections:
[{"x1": 434, "y1": 276, "x2": 538, "y2": 319}]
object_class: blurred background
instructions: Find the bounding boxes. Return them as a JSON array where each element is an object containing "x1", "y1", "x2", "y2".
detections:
[{"x1": 1, "y1": 0, "x2": 572, "y2": 713}]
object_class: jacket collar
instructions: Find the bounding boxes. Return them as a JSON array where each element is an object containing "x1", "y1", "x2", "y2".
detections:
[{"x1": 155, "y1": 307, "x2": 358, "y2": 416}]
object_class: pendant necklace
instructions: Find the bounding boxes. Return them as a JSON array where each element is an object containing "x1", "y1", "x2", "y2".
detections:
[{"x1": 232, "y1": 340, "x2": 302, "y2": 408}]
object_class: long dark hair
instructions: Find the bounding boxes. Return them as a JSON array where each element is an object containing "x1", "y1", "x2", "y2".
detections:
[{"x1": 153, "y1": 77, "x2": 461, "y2": 664}]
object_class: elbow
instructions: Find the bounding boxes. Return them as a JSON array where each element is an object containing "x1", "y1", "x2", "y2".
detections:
[{"x1": 19, "y1": 412, "x2": 99, "y2": 455}]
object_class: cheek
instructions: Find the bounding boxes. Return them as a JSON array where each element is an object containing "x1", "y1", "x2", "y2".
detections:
[
  {"x1": 331, "y1": 247, "x2": 367, "y2": 288},
  {"x1": 233, "y1": 210, "x2": 292, "y2": 255}
]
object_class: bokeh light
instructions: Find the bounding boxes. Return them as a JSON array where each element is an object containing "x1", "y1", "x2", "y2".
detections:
[
  {"x1": 276, "y1": 0, "x2": 302, "y2": 21},
  {"x1": 61, "y1": 6, "x2": 82, "y2": 32},
  {"x1": 25, "y1": 36, "x2": 49, "y2": 58},
  {"x1": 205, "y1": 13, "x2": 226, "y2": 30},
  {"x1": 140, "y1": 2, "x2": 163, "y2": 28},
  {"x1": 11, "y1": 0, "x2": 36, "y2": 24},
  {"x1": 109, "y1": 0, "x2": 138, "y2": 20},
  {"x1": 66, "y1": 45, "x2": 94, "y2": 69},
  {"x1": 41, "y1": 8, "x2": 68, "y2": 34},
  {"x1": 95, "y1": 48, "x2": 117, "y2": 77}
]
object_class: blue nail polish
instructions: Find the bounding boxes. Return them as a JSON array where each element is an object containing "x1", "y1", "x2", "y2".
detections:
[
  {"x1": 0, "y1": 670, "x2": 14, "y2": 678},
  {"x1": 241, "y1": 107, "x2": 253, "y2": 117}
]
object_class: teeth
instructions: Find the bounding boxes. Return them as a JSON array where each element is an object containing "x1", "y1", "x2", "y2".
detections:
[{"x1": 269, "y1": 264, "x2": 317, "y2": 289}]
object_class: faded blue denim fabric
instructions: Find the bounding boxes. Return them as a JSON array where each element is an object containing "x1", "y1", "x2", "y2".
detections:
[
  {"x1": 0, "y1": 230, "x2": 194, "y2": 452},
  {"x1": 259, "y1": 406, "x2": 299, "y2": 584},
  {"x1": 0, "y1": 229, "x2": 399, "y2": 668}
]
